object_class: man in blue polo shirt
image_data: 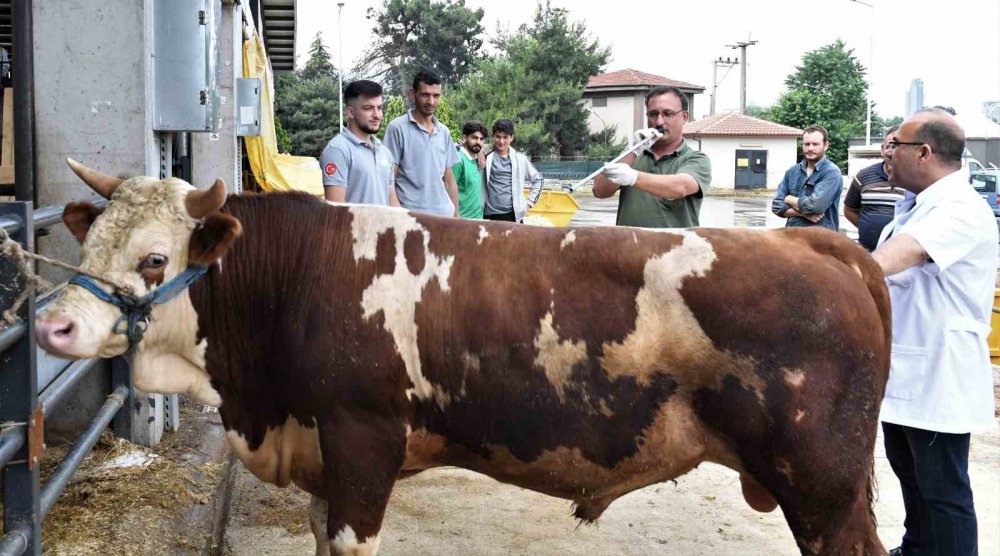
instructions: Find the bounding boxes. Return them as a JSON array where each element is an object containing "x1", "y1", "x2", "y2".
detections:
[
  {"x1": 771, "y1": 125, "x2": 843, "y2": 231},
  {"x1": 319, "y1": 80, "x2": 399, "y2": 206},
  {"x1": 383, "y1": 70, "x2": 460, "y2": 217}
]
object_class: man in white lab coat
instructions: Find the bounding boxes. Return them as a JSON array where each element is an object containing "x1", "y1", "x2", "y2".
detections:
[{"x1": 873, "y1": 108, "x2": 998, "y2": 556}]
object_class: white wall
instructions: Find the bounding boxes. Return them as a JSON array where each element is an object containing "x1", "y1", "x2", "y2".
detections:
[
  {"x1": 694, "y1": 136, "x2": 801, "y2": 189},
  {"x1": 34, "y1": 0, "x2": 157, "y2": 280},
  {"x1": 587, "y1": 94, "x2": 636, "y2": 144}
]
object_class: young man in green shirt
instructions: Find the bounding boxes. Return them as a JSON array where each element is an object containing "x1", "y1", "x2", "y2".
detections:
[
  {"x1": 593, "y1": 86, "x2": 711, "y2": 228},
  {"x1": 453, "y1": 121, "x2": 486, "y2": 219}
]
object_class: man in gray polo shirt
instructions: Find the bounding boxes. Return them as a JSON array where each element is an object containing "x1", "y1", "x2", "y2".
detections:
[
  {"x1": 383, "y1": 70, "x2": 460, "y2": 217},
  {"x1": 320, "y1": 80, "x2": 399, "y2": 206}
]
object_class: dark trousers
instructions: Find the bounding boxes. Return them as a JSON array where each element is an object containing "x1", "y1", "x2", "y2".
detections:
[
  {"x1": 882, "y1": 422, "x2": 978, "y2": 556},
  {"x1": 484, "y1": 210, "x2": 518, "y2": 223}
]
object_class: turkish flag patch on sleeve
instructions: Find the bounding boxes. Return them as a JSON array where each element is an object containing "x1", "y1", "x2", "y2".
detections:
[{"x1": 324, "y1": 162, "x2": 338, "y2": 176}]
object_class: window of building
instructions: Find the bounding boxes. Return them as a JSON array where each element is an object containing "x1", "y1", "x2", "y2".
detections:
[{"x1": 591, "y1": 96, "x2": 607, "y2": 108}]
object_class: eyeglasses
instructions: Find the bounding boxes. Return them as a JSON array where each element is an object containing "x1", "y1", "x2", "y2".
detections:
[
  {"x1": 886, "y1": 140, "x2": 925, "y2": 151},
  {"x1": 646, "y1": 109, "x2": 685, "y2": 120}
]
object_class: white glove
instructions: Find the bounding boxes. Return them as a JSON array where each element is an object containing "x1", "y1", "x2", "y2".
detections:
[
  {"x1": 602, "y1": 163, "x2": 638, "y2": 187},
  {"x1": 632, "y1": 127, "x2": 663, "y2": 145}
]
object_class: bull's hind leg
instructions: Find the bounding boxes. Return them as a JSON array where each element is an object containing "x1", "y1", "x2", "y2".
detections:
[
  {"x1": 310, "y1": 496, "x2": 331, "y2": 556},
  {"x1": 731, "y1": 445, "x2": 883, "y2": 555},
  {"x1": 318, "y1": 411, "x2": 407, "y2": 556},
  {"x1": 694, "y1": 377, "x2": 886, "y2": 555}
]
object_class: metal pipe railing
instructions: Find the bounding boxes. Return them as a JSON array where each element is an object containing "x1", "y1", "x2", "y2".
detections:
[
  {"x1": 39, "y1": 384, "x2": 129, "y2": 518},
  {"x1": 0, "y1": 524, "x2": 30, "y2": 556},
  {"x1": 38, "y1": 358, "x2": 100, "y2": 417},
  {"x1": 0, "y1": 322, "x2": 25, "y2": 355},
  {"x1": 0, "y1": 214, "x2": 22, "y2": 234},
  {"x1": 0, "y1": 428, "x2": 25, "y2": 470}
]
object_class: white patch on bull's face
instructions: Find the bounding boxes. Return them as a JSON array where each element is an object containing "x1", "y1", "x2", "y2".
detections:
[
  {"x1": 38, "y1": 177, "x2": 200, "y2": 359},
  {"x1": 477, "y1": 225, "x2": 489, "y2": 245},
  {"x1": 37, "y1": 178, "x2": 217, "y2": 406},
  {"x1": 348, "y1": 207, "x2": 455, "y2": 407},
  {"x1": 533, "y1": 310, "x2": 587, "y2": 401},
  {"x1": 600, "y1": 231, "x2": 720, "y2": 385},
  {"x1": 560, "y1": 230, "x2": 576, "y2": 250},
  {"x1": 331, "y1": 526, "x2": 381, "y2": 556}
]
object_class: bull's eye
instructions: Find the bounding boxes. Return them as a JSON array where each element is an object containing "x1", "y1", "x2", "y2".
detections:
[{"x1": 139, "y1": 253, "x2": 168, "y2": 270}]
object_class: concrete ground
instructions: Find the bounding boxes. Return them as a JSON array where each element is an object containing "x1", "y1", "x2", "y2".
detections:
[{"x1": 221, "y1": 424, "x2": 1000, "y2": 555}]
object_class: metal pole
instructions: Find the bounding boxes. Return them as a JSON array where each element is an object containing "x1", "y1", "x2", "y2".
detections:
[
  {"x1": 728, "y1": 40, "x2": 757, "y2": 115},
  {"x1": 710, "y1": 60, "x2": 718, "y2": 116},
  {"x1": 39, "y1": 385, "x2": 129, "y2": 518},
  {"x1": 337, "y1": 2, "x2": 345, "y2": 133},
  {"x1": 867, "y1": 3, "x2": 874, "y2": 145},
  {"x1": 851, "y1": 0, "x2": 874, "y2": 145},
  {"x1": 12, "y1": 0, "x2": 36, "y2": 204},
  {"x1": 739, "y1": 46, "x2": 747, "y2": 115},
  {"x1": 0, "y1": 202, "x2": 40, "y2": 556}
]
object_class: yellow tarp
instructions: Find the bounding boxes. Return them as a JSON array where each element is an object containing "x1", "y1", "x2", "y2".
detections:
[{"x1": 242, "y1": 32, "x2": 323, "y2": 195}]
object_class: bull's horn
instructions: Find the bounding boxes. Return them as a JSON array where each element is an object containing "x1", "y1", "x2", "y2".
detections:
[
  {"x1": 66, "y1": 158, "x2": 124, "y2": 199},
  {"x1": 184, "y1": 179, "x2": 227, "y2": 219}
]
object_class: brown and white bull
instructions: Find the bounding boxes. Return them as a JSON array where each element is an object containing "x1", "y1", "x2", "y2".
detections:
[{"x1": 36, "y1": 161, "x2": 891, "y2": 555}]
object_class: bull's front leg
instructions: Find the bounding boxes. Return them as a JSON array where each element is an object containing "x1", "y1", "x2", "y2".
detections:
[{"x1": 319, "y1": 409, "x2": 407, "y2": 556}]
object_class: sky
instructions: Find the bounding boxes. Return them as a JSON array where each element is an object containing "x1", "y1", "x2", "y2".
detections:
[{"x1": 294, "y1": 0, "x2": 1000, "y2": 122}]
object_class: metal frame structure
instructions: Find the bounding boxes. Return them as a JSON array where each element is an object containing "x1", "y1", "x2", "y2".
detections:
[
  {"x1": 0, "y1": 200, "x2": 134, "y2": 556},
  {"x1": 0, "y1": 2, "x2": 139, "y2": 553}
]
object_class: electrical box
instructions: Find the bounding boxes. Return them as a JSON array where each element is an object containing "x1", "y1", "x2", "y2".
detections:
[
  {"x1": 235, "y1": 78, "x2": 261, "y2": 136},
  {"x1": 152, "y1": 0, "x2": 222, "y2": 132}
]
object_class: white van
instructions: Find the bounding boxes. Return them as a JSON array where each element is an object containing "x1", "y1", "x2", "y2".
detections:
[{"x1": 963, "y1": 149, "x2": 987, "y2": 182}]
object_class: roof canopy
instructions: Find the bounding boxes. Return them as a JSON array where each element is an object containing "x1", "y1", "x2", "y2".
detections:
[
  {"x1": 684, "y1": 112, "x2": 803, "y2": 138},
  {"x1": 586, "y1": 68, "x2": 704, "y2": 93}
]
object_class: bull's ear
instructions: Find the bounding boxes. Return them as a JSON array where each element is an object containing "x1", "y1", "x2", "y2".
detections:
[
  {"x1": 188, "y1": 213, "x2": 242, "y2": 265},
  {"x1": 62, "y1": 202, "x2": 104, "y2": 243}
]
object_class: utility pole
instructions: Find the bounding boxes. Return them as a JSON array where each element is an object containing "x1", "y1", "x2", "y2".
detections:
[
  {"x1": 710, "y1": 57, "x2": 738, "y2": 116},
  {"x1": 337, "y1": 2, "x2": 345, "y2": 132},
  {"x1": 726, "y1": 39, "x2": 758, "y2": 115}
]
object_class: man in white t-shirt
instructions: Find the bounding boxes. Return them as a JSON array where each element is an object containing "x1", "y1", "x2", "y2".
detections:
[{"x1": 873, "y1": 108, "x2": 998, "y2": 556}]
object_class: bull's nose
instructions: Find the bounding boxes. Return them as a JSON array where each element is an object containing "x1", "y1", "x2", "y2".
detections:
[{"x1": 36, "y1": 317, "x2": 77, "y2": 355}]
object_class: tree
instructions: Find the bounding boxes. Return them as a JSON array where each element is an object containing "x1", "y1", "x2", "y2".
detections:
[
  {"x1": 274, "y1": 116, "x2": 292, "y2": 154},
  {"x1": 272, "y1": 33, "x2": 341, "y2": 156},
  {"x1": 274, "y1": 76, "x2": 341, "y2": 157},
  {"x1": 759, "y1": 40, "x2": 869, "y2": 171},
  {"x1": 448, "y1": 57, "x2": 548, "y2": 156},
  {"x1": 448, "y1": 3, "x2": 609, "y2": 157},
  {"x1": 376, "y1": 94, "x2": 460, "y2": 142},
  {"x1": 357, "y1": 0, "x2": 484, "y2": 98},
  {"x1": 300, "y1": 32, "x2": 337, "y2": 81},
  {"x1": 874, "y1": 115, "x2": 904, "y2": 137},
  {"x1": 586, "y1": 125, "x2": 628, "y2": 159},
  {"x1": 496, "y1": 2, "x2": 611, "y2": 156}
]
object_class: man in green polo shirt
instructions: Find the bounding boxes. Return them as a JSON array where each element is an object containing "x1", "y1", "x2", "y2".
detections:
[
  {"x1": 453, "y1": 121, "x2": 486, "y2": 219},
  {"x1": 593, "y1": 85, "x2": 711, "y2": 228}
]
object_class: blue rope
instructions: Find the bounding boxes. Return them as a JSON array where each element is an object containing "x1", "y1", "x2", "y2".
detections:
[{"x1": 68, "y1": 265, "x2": 209, "y2": 349}]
